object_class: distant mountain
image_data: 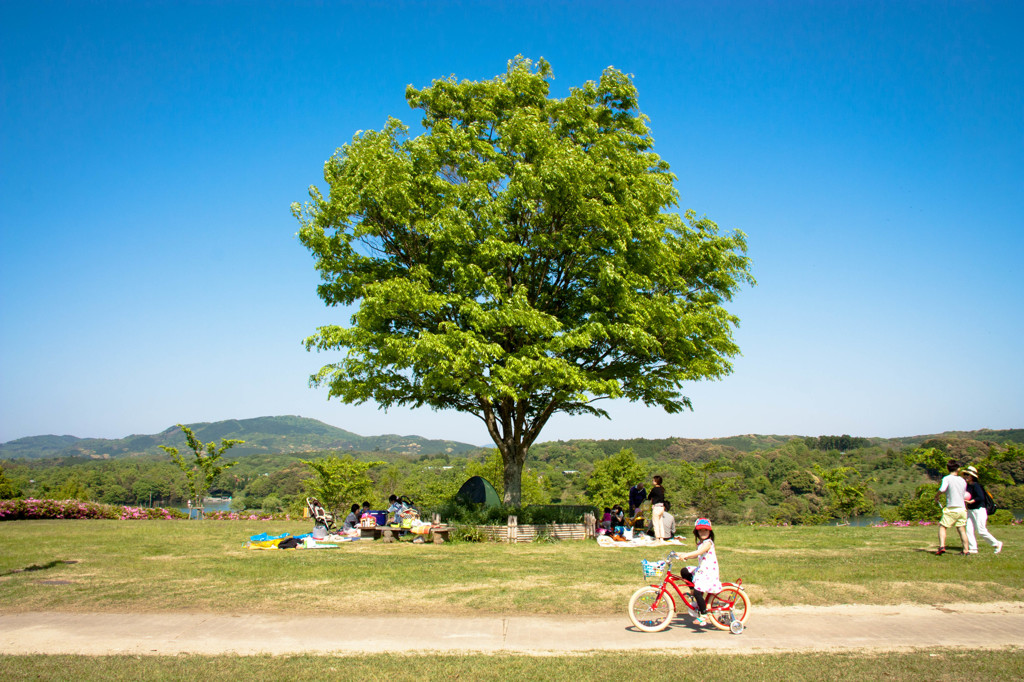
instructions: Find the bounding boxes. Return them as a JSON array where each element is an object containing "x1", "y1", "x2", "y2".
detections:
[
  {"x1": 0, "y1": 416, "x2": 483, "y2": 460},
  {"x1": 3, "y1": 417, "x2": 1020, "y2": 462}
]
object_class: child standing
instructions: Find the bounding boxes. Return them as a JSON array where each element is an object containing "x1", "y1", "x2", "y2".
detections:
[{"x1": 675, "y1": 518, "x2": 722, "y2": 626}]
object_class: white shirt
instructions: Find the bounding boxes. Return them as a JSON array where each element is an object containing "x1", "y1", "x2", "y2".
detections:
[{"x1": 939, "y1": 473, "x2": 967, "y2": 508}]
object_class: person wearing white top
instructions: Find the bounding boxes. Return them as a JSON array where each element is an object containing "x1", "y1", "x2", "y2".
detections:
[{"x1": 934, "y1": 459, "x2": 969, "y2": 555}]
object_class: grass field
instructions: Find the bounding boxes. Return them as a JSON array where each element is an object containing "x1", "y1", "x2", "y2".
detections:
[
  {"x1": 1, "y1": 650, "x2": 1023, "y2": 681},
  {"x1": 3, "y1": 520, "x2": 1022, "y2": 680},
  {"x1": 1, "y1": 520, "x2": 1020, "y2": 615}
]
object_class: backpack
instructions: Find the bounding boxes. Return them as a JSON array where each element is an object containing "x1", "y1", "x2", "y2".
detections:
[{"x1": 984, "y1": 488, "x2": 997, "y2": 516}]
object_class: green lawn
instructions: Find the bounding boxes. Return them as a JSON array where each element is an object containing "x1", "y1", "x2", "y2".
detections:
[
  {"x1": 2, "y1": 650, "x2": 1023, "y2": 682},
  {"x1": 1, "y1": 520, "x2": 1020, "y2": 615}
]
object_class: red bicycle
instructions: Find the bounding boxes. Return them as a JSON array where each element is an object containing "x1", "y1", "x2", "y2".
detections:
[{"x1": 628, "y1": 552, "x2": 751, "y2": 633}]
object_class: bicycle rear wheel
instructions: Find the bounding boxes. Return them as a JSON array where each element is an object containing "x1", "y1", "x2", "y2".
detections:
[
  {"x1": 707, "y1": 586, "x2": 751, "y2": 631},
  {"x1": 628, "y1": 586, "x2": 675, "y2": 632}
]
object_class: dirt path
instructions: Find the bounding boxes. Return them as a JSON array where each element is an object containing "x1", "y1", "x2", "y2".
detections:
[{"x1": 2, "y1": 602, "x2": 1023, "y2": 655}]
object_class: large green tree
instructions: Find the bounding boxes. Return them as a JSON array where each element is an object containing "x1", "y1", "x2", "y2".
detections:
[{"x1": 294, "y1": 56, "x2": 754, "y2": 504}]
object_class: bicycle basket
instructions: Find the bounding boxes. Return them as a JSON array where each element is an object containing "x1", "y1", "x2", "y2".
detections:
[{"x1": 641, "y1": 560, "x2": 666, "y2": 579}]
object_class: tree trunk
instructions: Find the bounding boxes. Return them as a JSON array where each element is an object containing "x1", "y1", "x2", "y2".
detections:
[
  {"x1": 480, "y1": 395, "x2": 556, "y2": 507},
  {"x1": 502, "y1": 447, "x2": 525, "y2": 506}
]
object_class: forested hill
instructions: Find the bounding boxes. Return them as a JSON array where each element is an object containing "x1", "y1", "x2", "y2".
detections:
[
  {"x1": 3, "y1": 415, "x2": 1022, "y2": 464},
  {"x1": 0, "y1": 416, "x2": 481, "y2": 460}
]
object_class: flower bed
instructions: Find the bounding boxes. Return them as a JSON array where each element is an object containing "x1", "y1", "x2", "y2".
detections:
[
  {"x1": 202, "y1": 510, "x2": 292, "y2": 521},
  {"x1": 0, "y1": 498, "x2": 187, "y2": 521}
]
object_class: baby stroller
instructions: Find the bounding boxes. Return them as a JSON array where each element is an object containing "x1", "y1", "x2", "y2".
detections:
[{"x1": 306, "y1": 497, "x2": 335, "y2": 535}]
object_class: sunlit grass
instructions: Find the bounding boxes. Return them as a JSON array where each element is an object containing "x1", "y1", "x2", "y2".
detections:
[
  {"x1": 1, "y1": 520, "x2": 1020, "y2": 614},
  {"x1": 2, "y1": 650, "x2": 1023, "y2": 681}
]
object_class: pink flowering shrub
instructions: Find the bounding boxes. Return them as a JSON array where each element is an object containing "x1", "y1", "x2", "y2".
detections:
[
  {"x1": 202, "y1": 510, "x2": 292, "y2": 521},
  {"x1": 0, "y1": 499, "x2": 187, "y2": 521}
]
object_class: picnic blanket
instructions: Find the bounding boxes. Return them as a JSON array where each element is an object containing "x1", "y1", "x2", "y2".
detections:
[{"x1": 596, "y1": 535, "x2": 686, "y2": 548}]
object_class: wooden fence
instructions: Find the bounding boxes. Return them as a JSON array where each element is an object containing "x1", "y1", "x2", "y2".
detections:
[{"x1": 468, "y1": 513, "x2": 596, "y2": 543}]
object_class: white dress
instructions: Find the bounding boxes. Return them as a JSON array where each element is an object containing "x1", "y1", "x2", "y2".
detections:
[{"x1": 688, "y1": 539, "x2": 723, "y2": 594}]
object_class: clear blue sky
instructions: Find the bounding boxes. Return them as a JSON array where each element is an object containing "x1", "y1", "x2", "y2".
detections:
[{"x1": 2, "y1": 1, "x2": 1022, "y2": 445}]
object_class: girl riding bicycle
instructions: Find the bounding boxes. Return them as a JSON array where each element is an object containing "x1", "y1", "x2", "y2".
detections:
[{"x1": 674, "y1": 518, "x2": 722, "y2": 626}]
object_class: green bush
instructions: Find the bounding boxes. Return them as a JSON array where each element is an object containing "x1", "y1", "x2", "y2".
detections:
[
  {"x1": 883, "y1": 483, "x2": 941, "y2": 522},
  {"x1": 448, "y1": 524, "x2": 488, "y2": 543},
  {"x1": 988, "y1": 509, "x2": 1015, "y2": 525}
]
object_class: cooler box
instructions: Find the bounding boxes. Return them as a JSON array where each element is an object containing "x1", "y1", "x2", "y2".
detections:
[{"x1": 369, "y1": 511, "x2": 387, "y2": 525}]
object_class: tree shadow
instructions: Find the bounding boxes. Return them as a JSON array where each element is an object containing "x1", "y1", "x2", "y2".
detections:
[{"x1": 1, "y1": 559, "x2": 77, "y2": 577}]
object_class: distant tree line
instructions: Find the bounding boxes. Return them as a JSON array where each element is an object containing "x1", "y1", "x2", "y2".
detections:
[
  {"x1": 2, "y1": 435, "x2": 1021, "y2": 525},
  {"x1": 803, "y1": 435, "x2": 872, "y2": 452}
]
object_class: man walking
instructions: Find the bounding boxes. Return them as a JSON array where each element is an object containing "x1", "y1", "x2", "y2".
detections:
[{"x1": 934, "y1": 459, "x2": 969, "y2": 555}]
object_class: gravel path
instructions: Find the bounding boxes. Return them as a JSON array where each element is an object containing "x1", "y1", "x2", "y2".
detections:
[{"x1": 2, "y1": 602, "x2": 1023, "y2": 655}]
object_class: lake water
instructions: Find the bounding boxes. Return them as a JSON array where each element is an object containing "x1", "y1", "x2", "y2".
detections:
[{"x1": 175, "y1": 498, "x2": 233, "y2": 516}]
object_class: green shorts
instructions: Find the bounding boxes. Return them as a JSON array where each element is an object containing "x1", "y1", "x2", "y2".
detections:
[{"x1": 940, "y1": 507, "x2": 967, "y2": 528}]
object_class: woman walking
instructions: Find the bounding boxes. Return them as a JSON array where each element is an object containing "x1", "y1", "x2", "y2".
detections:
[{"x1": 963, "y1": 466, "x2": 1004, "y2": 554}]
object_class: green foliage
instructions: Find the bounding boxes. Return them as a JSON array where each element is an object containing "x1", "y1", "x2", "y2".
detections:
[
  {"x1": 804, "y1": 434, "x2": 871, "y2": 451},
  {"x1": 883, "y1": 483, "x2": 941, "y2": 522},
  {"x1": 584, "y1": 448, "x2": 648, "y2": 509},
  {"x1": 786, "y1": 469, "x2": 817, "y2": 495},
  {"x1": 3, "y1": 429, "x2": 1016, "y2": 525},
  {"x1": 301, "y1": 454, "x2": 383, "y2": 518},
  {"x1": 691, "y1": 459, "x2": 744, "y2": 521},
  {"x1": 294, "y1": 56, "x2": 754, "y2": 505},
  {"x1": 158, "y1": 424, "x2": 242, "y2": 516},
  {"x1": 988, "y1": 509, "x2": 1015, "y2": 526},
  {"x1": 815, "y1": 465, "x2": 874, "y2": 522},
  {"x1": 447, "y1": 524, "x2": 488, "y2": 543},
  {"x1": 904, "y1": 446, "x2": 952, "y2": 478},
  {"x1": 0, "y1": 465, "x2": 21, "y2": 499}
]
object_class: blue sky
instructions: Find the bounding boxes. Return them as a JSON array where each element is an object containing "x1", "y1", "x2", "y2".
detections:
[{"x1": 2, "y1": 1, "x2": 1021, "y2": 445}]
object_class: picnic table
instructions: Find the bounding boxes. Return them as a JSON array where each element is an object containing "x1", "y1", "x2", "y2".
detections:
[{"x1": 359, "y1": 525, "x2": 452, "y2": 543}]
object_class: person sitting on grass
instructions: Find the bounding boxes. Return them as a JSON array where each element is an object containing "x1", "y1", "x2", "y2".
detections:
[
  {"x1": 611, "y1": 504, "x2": 626, "y2": 531},
  {"x1": 674, "y1": 518, "x2": 722, "y2": 627},
  {"x1": 599, "y1": 507, "x2": 613, "y2": 532},
  {"x1": 934, "y1": 459, "x2": 969, "y2": 555},
  {"x1": 386, "y1": 495, "x2": 408, "y2": 525},
  {"x1": 661, "y1": 500, "x2": 677, "y2": 540},
  {"x1": 342, "y1": 503, "x2": 360, "y2": 532}
]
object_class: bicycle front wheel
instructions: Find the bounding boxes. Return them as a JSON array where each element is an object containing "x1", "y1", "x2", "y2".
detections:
[
  {"x1": 707, "y1": 586, "x2": 751, "y2": 631},
  {"x1": 628, "y1": 586, "x2": 675, "y2": 632}
]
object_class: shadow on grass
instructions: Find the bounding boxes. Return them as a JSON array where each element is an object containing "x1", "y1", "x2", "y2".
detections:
[{"x1": 1, "y1": 559, "x2": 78, "y2": 577}]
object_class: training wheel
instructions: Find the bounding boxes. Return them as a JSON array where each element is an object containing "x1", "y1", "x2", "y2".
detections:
[{"x1": 730, "y1": 619, "x2": 744, "y2": 635}]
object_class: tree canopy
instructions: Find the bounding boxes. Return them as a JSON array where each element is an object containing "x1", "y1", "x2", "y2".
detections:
[{"x1": 294, "y1": 56, "x2": 754, "y2": 504}]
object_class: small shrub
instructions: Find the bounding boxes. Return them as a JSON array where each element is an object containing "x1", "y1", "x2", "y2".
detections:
[
  {"x1": 449, "y1": 524, "x2": 488, "y2": 543},
  {"x1": 988, "y1": 509, "x2": 1015, "y2": 526}
]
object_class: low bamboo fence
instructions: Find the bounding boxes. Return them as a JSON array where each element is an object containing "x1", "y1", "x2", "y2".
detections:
[{"x1": 468, "y1": 513, "x2": 596, "y2": 543}]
